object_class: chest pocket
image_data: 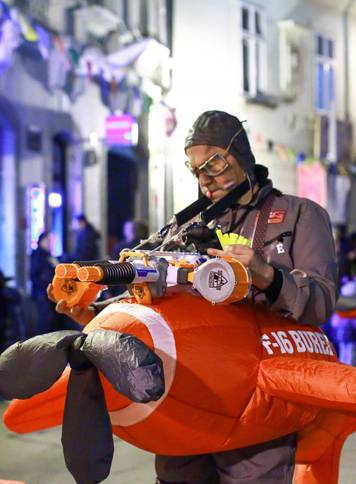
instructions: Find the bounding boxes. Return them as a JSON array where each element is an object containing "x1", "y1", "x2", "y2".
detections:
[{"x1": 264, "y1": 230, "x2": 294, "y2": 268}]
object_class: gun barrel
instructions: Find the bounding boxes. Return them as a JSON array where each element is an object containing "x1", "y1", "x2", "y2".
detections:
[
  {"x1": 77, "y1": 262, "x2": 159, "y2": 285},
  {"x1": 55, "y1": 260, "x2": 113, "y2": 279},
  {"x1": 55, "y1": 264, "x2": 79, "y2": 279},
  {"x1": 77, "y1": 266, "x2": 105, "y2": 282}
]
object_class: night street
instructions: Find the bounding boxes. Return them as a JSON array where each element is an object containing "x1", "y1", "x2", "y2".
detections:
[{"x1": 1, "y1": 402, "x2": 355, "y2": 483}]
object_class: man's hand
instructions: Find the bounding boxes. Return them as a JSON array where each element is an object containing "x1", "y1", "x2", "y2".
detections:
[
  {"x1": 207, "y1": 245, "x2": 274, "y2": 290},
  {"x1": 47, "y1": 284, "x2": 96, "y2": 326}
]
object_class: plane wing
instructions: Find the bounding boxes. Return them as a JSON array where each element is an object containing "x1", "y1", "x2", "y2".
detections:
[
  {"x1": 258, "y1": 357, "x2": 356, "y2": 413},
  {"x1": 3, "y1": 369, "x2": 69, "y2": 433}
]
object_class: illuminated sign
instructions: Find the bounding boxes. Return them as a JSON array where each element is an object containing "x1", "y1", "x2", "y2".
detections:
[
  {"x1": 48, "y1": 192, "x2": 62, "y2": 208},
  {"x1": 105, "y1": 114, "x2": 138, "y2": 146}
]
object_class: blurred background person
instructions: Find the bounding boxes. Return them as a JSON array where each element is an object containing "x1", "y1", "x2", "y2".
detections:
[
  {"x1": 30, "y1": 232, "x2": 62, "y2": 335},
  {"x1": 345, "y1": 232, "x2": 356, "y2": 279},
  {"x1": 70, "y1": 213, "x2": 101, "y2": 261},
  {"x1": 332, "y1": 224, "x2": 350, "y2": 288},
  {"x1": 0, "y1": 269, "x2": 25, "y2": 353},
  {"x1": 331, "y1": 279, "x2": 356, "y2": 365},
  {"x1": 97, "y1": 219, "x2": 150, "y2": 300},
  {"x1": 110, "y1": 219, "x2": 149, "y2": 260}
]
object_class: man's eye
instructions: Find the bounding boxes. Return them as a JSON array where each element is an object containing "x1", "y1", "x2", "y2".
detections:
[{"x1": 206, "y1": 155, "x2": 226, "y2": 173}]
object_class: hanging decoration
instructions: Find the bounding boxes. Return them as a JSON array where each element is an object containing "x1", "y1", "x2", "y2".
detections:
[
  {"x1": 297, "y1": 160, "x2": 327, "y2": 207},
  {"x1": 0, "y1": 0, "x2": 173, "y2": 119}
]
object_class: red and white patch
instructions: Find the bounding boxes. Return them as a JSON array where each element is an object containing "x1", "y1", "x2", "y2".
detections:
[{"x1": 268, "y1": 210, "x2": 286, "y2": 224}]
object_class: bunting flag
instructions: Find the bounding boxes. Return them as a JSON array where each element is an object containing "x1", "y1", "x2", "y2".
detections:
[
  {"x1": 107, "y1": 38, "x2": 150, "y2": 68},
  {"x1": 165, "y1": 105, "x2": 177, "y2": 136},
  {"x1": 0, "y1": 2, "x2": 156, "y2": 103},
  {"x1": 35, "y1": 22, "x2": 51, "y2": 59},
  {"x1": 0, "y1": 1, "x2": 169, "y2": 117},
  {"x1": 17, "y1": 11, "x2": 38, "y2": 42},
  {"x1": 47, "y1": 42, "x2": 71, "y2": 91},
  {"x1": 64, "y1": 71, "x2": 86, "y2": 103},
  {"x1": 253, "y1": 132, "x2": 263, "y2": 146},
  {"x1": 277, "y1": 144, "x2": 288, "y2": 161},
  {"x1": 287, "y1": 148, "x2": 296, "y2": 162}
]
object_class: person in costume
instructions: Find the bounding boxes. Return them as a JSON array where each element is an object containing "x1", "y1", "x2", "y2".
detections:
[{"x1": 50, "y1": 110, "x2": 338, "y2": 483}]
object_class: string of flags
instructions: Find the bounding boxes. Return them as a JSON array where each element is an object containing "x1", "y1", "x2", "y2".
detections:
[
  {"x1": 245, "y1": 126, "x2": 350, "y2": 174},
  {"x1": 0, "y1": 0, "x2": 172, "y2": 118},
  {"x1": 245, "y1": 126, "x2": 305, "y2": 165}
]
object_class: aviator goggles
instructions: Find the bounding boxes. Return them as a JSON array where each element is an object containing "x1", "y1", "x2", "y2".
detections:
[{"x1": 185, "y1": 125, "x2": 245, "y2": 178}]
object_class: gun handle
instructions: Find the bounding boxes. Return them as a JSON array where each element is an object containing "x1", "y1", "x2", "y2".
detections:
[
  {"x1": 51, "y1": 275, "x2": 105, "y2": 308},
  {"x1": 132, "y1": 283, "x2": 152, "y2": 305}
]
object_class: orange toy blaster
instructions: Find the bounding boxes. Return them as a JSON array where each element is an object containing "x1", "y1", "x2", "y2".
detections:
[{"x1": 51, "y1": 249, "x2": 251, "y2": 307}]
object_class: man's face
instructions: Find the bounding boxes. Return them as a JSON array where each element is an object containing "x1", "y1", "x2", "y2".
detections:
[
  {"x1": 186, "y1": 144, "x2": 246, "y2": 202},
  {"x1": 39, "y1": 235, "x2": 50, "y2": 251}
]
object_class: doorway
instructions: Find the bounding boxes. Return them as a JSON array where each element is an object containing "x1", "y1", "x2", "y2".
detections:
[
  {"x1": 0, "y1": 121, "x2": 16, "y2": 279},
  {"x1": 107, "y1": 149, "x2": 138, "y2": 256}
]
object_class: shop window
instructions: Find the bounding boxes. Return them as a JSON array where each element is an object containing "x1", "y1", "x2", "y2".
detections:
[
  {"x1": 315, "y1": 34, "x2": 335, "y2": 113},
  {"x1": 239, "y1": 1, "x2": 267, "y2": 97}
]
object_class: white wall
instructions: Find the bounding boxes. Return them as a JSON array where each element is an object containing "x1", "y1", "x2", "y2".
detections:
[{"x1": 0, "y1": 52, "x2": 110, "y2": 234}]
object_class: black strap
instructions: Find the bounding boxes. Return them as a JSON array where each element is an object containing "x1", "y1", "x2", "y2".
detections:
[
  {"x1": 201, "y1": 179, "x2": 250, "y2": 225},
  {"x1": 174, "y1": 179, "x2": 251, "y2": 228},
  {"x1": 175, "y1": 195, "x2": 212, "y2": 227},
  {"x1": 252, "y1": 192, "x2": 276, "y2": 257}
]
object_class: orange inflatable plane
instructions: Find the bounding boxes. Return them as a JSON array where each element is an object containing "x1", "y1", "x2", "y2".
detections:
[{"x1": 3, "y1": 292, "x2": 356, "y2": 483}]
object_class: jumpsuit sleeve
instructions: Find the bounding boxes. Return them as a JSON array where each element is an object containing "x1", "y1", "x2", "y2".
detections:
[{"x1": 269, "y1": 201, "x2": 338, "y2": 326}]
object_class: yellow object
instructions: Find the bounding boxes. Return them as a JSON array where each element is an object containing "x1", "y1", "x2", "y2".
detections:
[{"x1": 216, "y1": 229, "x2": 251, "y2": 248}]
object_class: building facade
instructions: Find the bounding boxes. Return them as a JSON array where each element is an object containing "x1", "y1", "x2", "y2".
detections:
[
  {"x1": 165, "y1": 0, "x2": 356, "y2": 234},
  {"x1": 0, "y1": 0, "x2": 173, "y2": 287},
  {"x1": 0, "y1": 0, "x2": 355, "y2": 289}
]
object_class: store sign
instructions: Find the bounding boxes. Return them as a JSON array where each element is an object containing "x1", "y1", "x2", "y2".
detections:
[{"x1": 105, "y1": 114, "x2": 138, "y2": 146}]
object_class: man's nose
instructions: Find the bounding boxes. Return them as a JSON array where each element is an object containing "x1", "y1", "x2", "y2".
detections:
[{"x1": 198, "y1": 171, "x2": 213, "y2": 184}]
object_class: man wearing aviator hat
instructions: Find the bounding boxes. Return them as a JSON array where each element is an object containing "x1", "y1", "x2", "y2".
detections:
[
  {"x1": 155, "y1": 110, "x2": 338, "y2": 483},
  {"x1": 49, "y1": 110, "x2": 338, "y2": 483}
]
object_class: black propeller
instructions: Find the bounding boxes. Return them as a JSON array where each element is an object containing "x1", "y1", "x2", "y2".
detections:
[{"x1": 0, "y1": 329, "x2": 165, "y2": 483}]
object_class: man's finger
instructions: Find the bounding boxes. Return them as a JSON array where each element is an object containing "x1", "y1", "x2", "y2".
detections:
[
  {"x1": 207, "y1": 248, "x2": 223, "y2": 256},
  {"x1": 70, "y1": 306, "x2": 82, "y2": 316},
  {"x1": 47, "y1": 284, "x2": 56, "y2": 302},
  {"x1": 56, "y1": 299, "x2": 69, "y2": 314}
]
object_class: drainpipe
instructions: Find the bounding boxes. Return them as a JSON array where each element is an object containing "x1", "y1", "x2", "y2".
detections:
[{"x1": 343, "y1": 0, "x2": 355, "y2": 121}]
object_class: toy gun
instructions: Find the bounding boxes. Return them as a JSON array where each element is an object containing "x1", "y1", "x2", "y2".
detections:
[
  {"x1": 51, "y1": 250, "x2": 251, "y2": 307},
  {"x1": 136, "y1": 178, "x2": 251, "y2": 252},
  {"x1": 51, "y1": 178, "x2": 253, "y2": 308}
]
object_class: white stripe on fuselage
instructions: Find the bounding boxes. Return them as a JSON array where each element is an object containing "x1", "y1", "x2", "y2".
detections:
[{"x1": 98, "y1": 302, "x2": 177, "y2": 427}]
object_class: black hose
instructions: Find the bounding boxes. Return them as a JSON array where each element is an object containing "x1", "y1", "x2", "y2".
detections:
[{"x1": 94, "y1": 262, "x2": 136, "y2": 285}]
